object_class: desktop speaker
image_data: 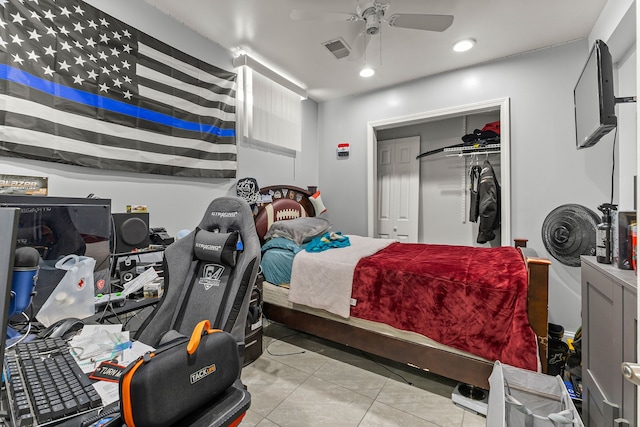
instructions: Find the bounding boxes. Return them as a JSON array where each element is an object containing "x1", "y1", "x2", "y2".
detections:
[
  {"x1": 119, "y1": 258, "x2": 138, "y2": 284},
  {"x1": 113, "y1": 213, "x2": 150, "y2": 254}
]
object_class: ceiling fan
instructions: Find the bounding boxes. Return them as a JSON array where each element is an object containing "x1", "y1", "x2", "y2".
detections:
[{"x1": 290, "y1": 0, "x2": 454, "y2": 62}]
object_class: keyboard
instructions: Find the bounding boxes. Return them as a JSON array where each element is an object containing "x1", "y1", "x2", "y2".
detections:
[{"x1": 4, "y1": 338, "x2": 104, "y2": 427}]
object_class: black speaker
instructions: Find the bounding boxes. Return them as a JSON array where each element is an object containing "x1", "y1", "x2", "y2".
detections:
[
  {"x1": 113, "y1": 213, "x2": 150, "y2": 254},
  {"x1": 119, "y1": 258, "x2": 138, "y2": 283}
]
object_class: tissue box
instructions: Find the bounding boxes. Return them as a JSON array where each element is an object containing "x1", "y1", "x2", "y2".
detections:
[{"x1": 126, "y1": 204, "x2": 148, "y2": 213}]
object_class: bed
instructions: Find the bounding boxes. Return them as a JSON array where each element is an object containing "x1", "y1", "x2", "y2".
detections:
[{"x1": 255, "y1": 185, "x2": 550, "y2": 389}]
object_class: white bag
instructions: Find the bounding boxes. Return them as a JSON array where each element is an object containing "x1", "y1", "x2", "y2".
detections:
[
  {"x1": 486, "y1": 361, "x2": 584, "y2": 427},
  {"x1": 36, "y1": 255, "x2": 96, "y2": 327}
]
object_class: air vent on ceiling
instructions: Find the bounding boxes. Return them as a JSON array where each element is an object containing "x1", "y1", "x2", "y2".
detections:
[{"x1": 322, "y1": 38, "x2": 350, "y2": 60}]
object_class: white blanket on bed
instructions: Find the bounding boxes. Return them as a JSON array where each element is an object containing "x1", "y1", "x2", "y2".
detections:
[{"x1": 287, "y1": 235, "x2": 396, "y2": 318}]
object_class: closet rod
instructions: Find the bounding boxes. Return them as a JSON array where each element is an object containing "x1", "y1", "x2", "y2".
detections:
[{"x1": 446, "y1": 150, "x2": 500, "y2": 158}]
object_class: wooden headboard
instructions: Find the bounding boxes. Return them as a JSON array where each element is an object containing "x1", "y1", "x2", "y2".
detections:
[{"x1": 254, "y1": 185, "x2": 316, "y2": 241}]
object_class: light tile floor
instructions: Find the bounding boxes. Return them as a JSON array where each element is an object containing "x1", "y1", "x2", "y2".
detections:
[{"x1": 240, "y1": 321, "x2": 487, "y2": 427}]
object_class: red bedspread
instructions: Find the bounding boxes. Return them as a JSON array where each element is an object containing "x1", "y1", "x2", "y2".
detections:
[{"x1": 350, "y1": 243, "x2": 538, "y2": 371}]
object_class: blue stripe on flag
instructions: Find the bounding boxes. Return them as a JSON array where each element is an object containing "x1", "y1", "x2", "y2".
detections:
[{"x1": 0, "y1": 64, "x2": 235, "y2": 138}]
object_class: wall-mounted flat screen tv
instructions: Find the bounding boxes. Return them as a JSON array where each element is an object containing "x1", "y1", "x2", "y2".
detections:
[{"x1": 574, "y1": 39, "x2": 617, "y2": 149}]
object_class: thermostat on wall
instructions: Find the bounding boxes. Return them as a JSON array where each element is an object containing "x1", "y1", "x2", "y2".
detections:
[{"x1": 337, "y1": 143, "x2": 350, "y2": 158}]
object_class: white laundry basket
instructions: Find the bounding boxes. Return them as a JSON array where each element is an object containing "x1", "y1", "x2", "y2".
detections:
[{"x1": 486, "y1": 361, "x2": 584, "y2": 426}]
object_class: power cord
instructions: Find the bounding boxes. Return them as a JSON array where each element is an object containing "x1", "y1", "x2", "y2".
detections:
[
  {"x1": 262, "y1": 317, "x2": 306, "y2": 356},
  {"x1": 6, "y1": 312, "x2": 32, "y2": 350},
  {"x1": 609, "y1": 126, "x2": 618, "y2": 205},
  {"x1": 262, "y1": 317, "x2": 413, "y2": 385},
  {"x1": 356, "y1": 349, "x2": 414, "y2": 386}
]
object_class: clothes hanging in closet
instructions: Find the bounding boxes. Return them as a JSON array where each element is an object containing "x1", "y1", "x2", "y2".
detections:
[
  {"x1": 477, "y1": 159, "x2": 501, "y2": 244},
  {"x1": 469, "y1": 165, "x2": 482, "y2": 223}
]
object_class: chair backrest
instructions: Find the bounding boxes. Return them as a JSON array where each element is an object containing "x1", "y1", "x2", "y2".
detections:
[{"x1": 135, "y1": 197, "x2": 261, "y2": 355}]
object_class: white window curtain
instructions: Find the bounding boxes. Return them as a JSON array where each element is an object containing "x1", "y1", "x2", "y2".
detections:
[{"x1": 237, "y1": 65, "x2": 302, "y2": 152}]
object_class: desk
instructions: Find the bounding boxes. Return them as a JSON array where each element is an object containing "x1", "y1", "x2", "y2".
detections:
[{"x1": 84, "y1": 297, "x2": 159, "y2": 328}]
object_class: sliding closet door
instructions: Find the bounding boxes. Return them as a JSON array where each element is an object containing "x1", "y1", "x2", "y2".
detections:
[{"x1": 376, "y1": 136, "x2": 420, "y2": 242}]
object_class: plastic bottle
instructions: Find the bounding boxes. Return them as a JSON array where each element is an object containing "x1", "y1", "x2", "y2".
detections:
[{"x1": 596, "y1": 203, "x2": 617, "y2": 264}]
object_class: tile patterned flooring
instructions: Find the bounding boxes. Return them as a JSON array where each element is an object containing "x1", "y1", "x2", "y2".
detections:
[{"x1": 239, "y1": 321, "x2": 487, "y2": 427}]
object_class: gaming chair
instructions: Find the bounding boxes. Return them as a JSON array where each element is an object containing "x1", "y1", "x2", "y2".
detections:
[{"x1": 135, "y1": 196, "x2": 261, "y2": 361}]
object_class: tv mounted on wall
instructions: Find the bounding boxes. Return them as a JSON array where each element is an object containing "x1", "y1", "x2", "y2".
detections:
[{"x1": 574, "y1": 39, "x2": 617, "y2": 149}]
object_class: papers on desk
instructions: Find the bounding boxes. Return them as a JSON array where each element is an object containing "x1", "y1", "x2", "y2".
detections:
[
  {"x1": 121, "y1": 266, "x2": 158, "y2": 297},
  {"x1": 68, "y1": 324, "x2": 155, "y2": 406},
  {"x1": 69, "y1": 324, "x2": 155, "y2": 373}
]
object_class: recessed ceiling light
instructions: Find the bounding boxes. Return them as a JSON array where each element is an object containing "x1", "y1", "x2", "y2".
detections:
[
  {"x1": 453, "y1": 39, "x2": 476, "y2": 53},
  {"x1": 360, "y1": 67, "x2": 375, "y2": 77}
]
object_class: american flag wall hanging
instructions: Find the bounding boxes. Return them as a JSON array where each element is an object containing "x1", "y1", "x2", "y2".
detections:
[{"x1": 0, "y1": 0, "x2": 237, "y2": 178}]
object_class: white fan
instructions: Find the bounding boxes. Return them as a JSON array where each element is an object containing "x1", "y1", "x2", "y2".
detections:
[{"x1": 290, "y1": 0, "x2": 454, "y2": 61}]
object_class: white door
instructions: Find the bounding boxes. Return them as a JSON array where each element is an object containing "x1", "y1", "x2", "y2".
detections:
[{"x1": 376, "y1": 136, "x2": 420, "y2": 242}]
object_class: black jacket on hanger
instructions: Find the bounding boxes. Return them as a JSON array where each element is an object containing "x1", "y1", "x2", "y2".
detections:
[
  {"x1": 469, "y1": 165, "x2": 482, "y2": 223},
  {"x1": 477, "y1": 159, "x2": 501, "y2": 244}
]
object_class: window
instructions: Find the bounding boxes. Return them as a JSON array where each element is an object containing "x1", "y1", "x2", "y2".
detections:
[{"x1": 235, "y1": 55, "x2": 305, "y2": 152}]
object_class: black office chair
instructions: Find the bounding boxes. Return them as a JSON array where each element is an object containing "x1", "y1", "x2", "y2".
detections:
[{"x1": 134, "y1": 196, "x2": 261, "y2": 426}]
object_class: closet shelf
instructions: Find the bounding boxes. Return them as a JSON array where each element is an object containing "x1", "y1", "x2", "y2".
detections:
[
  {"x1": 443, "y1": 143, "x2": 501, "y2": 153},
  {"x1": 446, "y1": 150, "x2": 500, "y2": 158},
  {"x1": 416, "y1": 139, "x2": 500, "y2": 159}
]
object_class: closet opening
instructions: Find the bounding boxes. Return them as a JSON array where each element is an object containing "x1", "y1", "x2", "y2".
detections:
[{"x1": 366, "y1": 98, "x2": 511, "y2": 246}]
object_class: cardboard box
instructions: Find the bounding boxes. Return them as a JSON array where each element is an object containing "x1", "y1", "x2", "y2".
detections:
[
  {"x1": 126, "y1": 204, "x2": 148, "y2": 213},
  {"x1": 143, "y1": 280, "x2": 164, "y2": 299},
  {"x1": 0, "y1": 174, "x2": 48, "y2": 195},
  {"x1": 613, "y1": 211, "x2": 636, "y2": 270}
]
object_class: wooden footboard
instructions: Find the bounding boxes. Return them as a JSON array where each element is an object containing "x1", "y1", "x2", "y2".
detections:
[{"x1": 522, "y1": 251, "x2": 551, "y2": 374}]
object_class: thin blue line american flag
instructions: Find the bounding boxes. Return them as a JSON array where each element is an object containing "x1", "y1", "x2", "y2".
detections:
[{"x1": 0, "y1": 0, "x2": 237, "y2": 178}]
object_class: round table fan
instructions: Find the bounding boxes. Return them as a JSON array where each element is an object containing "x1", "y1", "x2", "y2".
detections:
[{"x1": 541, "y1": 204, "x2": 600, "y2": 267}]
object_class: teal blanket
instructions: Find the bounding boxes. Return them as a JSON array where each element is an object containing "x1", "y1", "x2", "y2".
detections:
[{"x1": 306, "y1": 232, "x2": 351, "y2": 252}]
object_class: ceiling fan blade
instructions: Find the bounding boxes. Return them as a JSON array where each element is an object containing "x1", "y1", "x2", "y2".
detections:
[
  {"x1": 290, "y1": 9, "x2": 359, "y2": 22},
  {"x1": 387, "y1": 13, "x2": 454, "y2": 32},
  {"x1": 347, "y1": 31, "x2": 370, "y2": 62}
]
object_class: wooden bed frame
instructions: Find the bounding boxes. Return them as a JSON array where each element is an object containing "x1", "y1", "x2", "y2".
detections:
[{"x1": 257, "y1": 185, "x2": 550, "y2": 390}]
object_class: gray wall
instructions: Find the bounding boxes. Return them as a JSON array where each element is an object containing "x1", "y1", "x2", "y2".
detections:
[
  {"x1": 317, "y1": 39, "x2": 636, "y2": 333},
  {"x1": 0, "y1": 0, "x2": 320, "y2": 237}
]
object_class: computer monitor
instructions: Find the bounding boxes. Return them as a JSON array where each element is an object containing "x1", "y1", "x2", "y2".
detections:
[
  {"x1": 0, "y1": 208, "x2": 20, "y2": 362},
  {"x1": 0, "y1": 196, "x2": 112, "y2": 317}
]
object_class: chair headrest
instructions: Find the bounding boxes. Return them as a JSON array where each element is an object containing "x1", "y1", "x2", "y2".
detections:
[
  {"x1": 194, "y1": 229, "x2": 238, "y2": 267},
  {"x1": 198, "y1": 197, "x2": 252, "y2": 234}
]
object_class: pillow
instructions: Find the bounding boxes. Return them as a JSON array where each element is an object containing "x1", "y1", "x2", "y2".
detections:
[
  {"x1": 264, "y1": 217, "x2": 331, "y2": 246},
  {"x1": 194, "y1": 229, "x2": 238, "y2": 266},
  {"x1": 310, "y1": 191, "x2": 327, "y2": 215}
]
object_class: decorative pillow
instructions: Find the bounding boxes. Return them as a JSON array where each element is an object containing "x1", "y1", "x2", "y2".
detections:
[
  {"x1": 310, "y1": 191, "x2": 327, "y2": 215},
  {"x1": 254, "y1": 198, "x2": 308, "y2": 241},
  {"x1": 194, "y1": 229, "x2": 238, "y2": 266},
  {"x1": 264, "y1": 217, "x2": 331, "y2": 246}
]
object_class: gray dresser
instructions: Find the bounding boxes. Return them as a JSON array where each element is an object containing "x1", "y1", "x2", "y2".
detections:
[{"x1": 581, "y1": 256, "x2": 636, "y2": 426}]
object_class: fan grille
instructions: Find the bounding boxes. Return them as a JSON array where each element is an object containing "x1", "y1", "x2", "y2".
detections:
[{"x1": 541, "y1": 204, "x2": 599, "y2": 267}]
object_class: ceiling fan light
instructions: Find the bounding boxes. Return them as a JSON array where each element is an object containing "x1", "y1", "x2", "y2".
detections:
[
  {"x1": 360, "y1": 67, "x2": 375, "y2": 77},
  {"x1": 453, "y1": 38, "x2": 476, "y2": 53}
]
